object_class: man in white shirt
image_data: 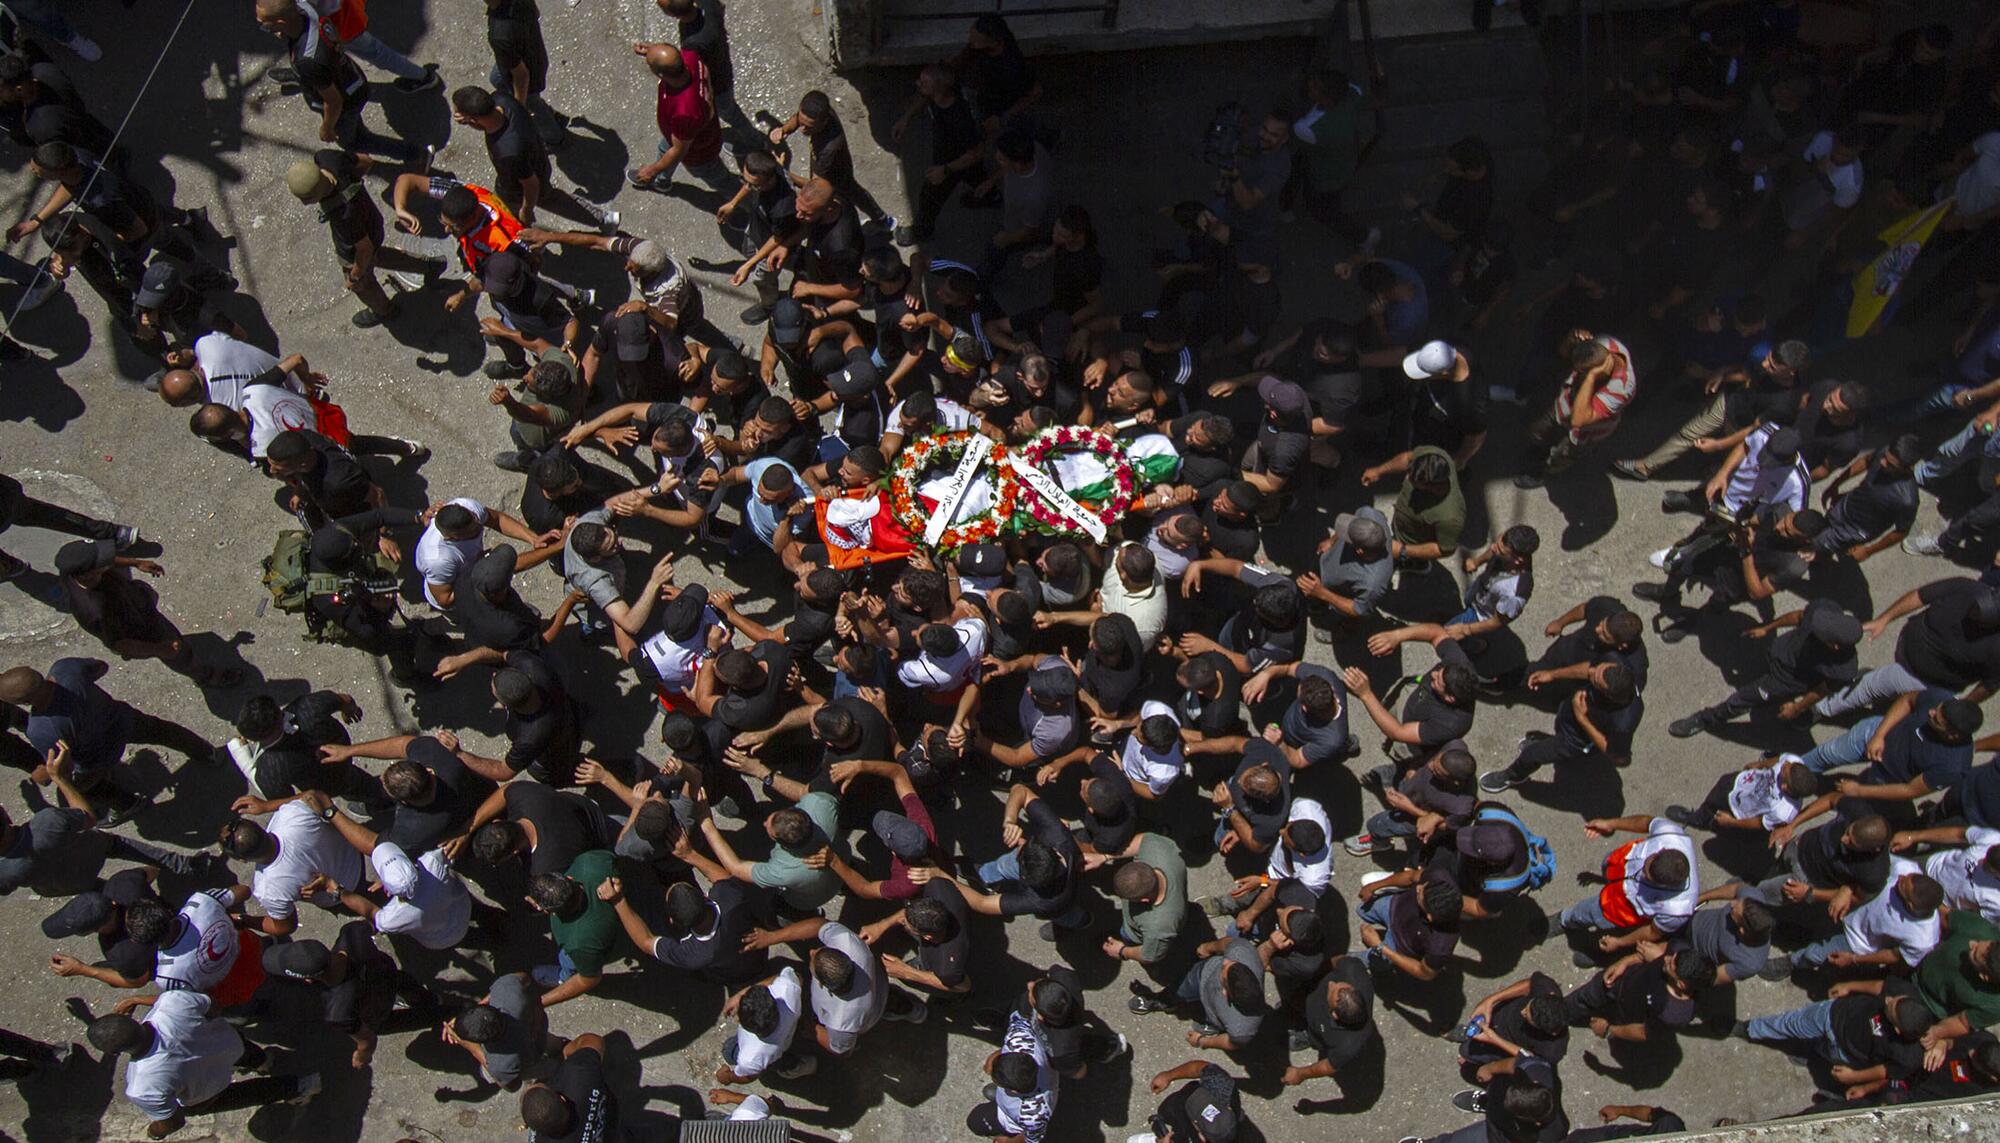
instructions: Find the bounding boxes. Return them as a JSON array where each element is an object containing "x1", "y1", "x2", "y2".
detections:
[
  {"x1": 789, "y1": 918, "x2": 925, "y2": 1055},
  {"x1": 220, "y1": 800, "x2": 367, "y2": 937},
  {"x1": 156, "y1": 332, "x2": 305, "y2": 412},
  {"x1": 412, "y1": 496, "x2": 561, "y2": 610},
  {"x1": 895, "y1": 616, "x2": 987, "y2": 697},
  {"x1": 1267, "y1": 798, "x2": 1334, "y2": 894},
  {"x1": 1118, "y1": 702, "x2": 1185, "y2": 798},
  {"x1": 717, "y1": 965, "x2": 814, "y2": 1082},
  {"x1": 1924, "y1": 831, "x2": 2000, "y2": 923},
  {"x1": 89, "y1": 990, "x2": 318, "y2": 1137},
  {"x1": 152, "y1": 888, "x2": 258, "y2": 1001},
  {"x1": 1774, "y1": 859, "x2": 1944, "y2": 975},
  {"x1": 1661, "y1": 424, "x2": 1808, "y2": 526}
]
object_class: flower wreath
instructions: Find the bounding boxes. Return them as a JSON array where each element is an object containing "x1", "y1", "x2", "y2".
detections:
[
  {"x1": 886, "y1": 429, "x2": 1019, "y2": 551},
  {"x1": 1014, "y1": 425, "x2": 1137, "y2": 536}
]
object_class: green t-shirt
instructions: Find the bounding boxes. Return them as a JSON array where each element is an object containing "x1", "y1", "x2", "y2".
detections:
[
  {"x1": 1120, "y1": 833, "x2": 1189, "y2": 963},
  {"x1": 1916, "y1": 911, "x2": 2000, "y2": 1029},
  {"x1": 1393, "y1": 446, "x2": 1466, "y2": 553},
  {"x1": 513, "y1": 347, "x2": 582, "y2": 451},
  {"x1": 1297, "y1": 99, "x2": 1361, "y2": 192},
  {"x1": 548, "y1": 849, "x2": 621, "y2": 977},
  {"x1": 750, "y1": 790, "x2": 842, "y2": 911}
]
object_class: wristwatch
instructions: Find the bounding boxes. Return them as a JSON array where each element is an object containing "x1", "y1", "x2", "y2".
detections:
[{"x1": 319, "y1": 803, "x2": 338, "y2": 822}]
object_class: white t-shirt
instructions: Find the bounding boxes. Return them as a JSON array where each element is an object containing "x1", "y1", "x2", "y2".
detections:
[
  {"x1": 637, "y1": 610, "x2": 721, "y2": 694},
  {"x1": 1266, "y1": 797, "x2": 1334, "y2": 893},
  {"x1": 887, "y1": 395, "x2": 979, "y2": 438},
  {"x1": 192, "y1": 332, "x2": 297, "y2": 411},
  {"x1": 1119, "y1": 700, "x2": 1184, "y2": 795},
  {"x1": 731, "y1": 966, "x2": 803, "y2": 1077},
  {"x1": 1101, "y1": 543, "x2": 1167, "y2": 647},
  {"x1": 1728, "y1": 763, "x2": 1803, "y2": 829},
  {"x1": 372, "y1": 847, "x2": 473, "y2": 950},
  {"x1": 895, "y1": 616, "x2": 988, "y2": 692},
  {"x1": 1617, "y1": 818, "x2": 1699, "y2": 934},
  {"x1": 154, "y1": 889, "x2": 241, "y2": 994},
  {"x1": 1928, "y1": 829, "x2": 2000, "y2": 924},
  {"x1": 124, "y1": 990, "x2": 242, "y2": 1121},
  {"x1": 1955, "y1": 133, "x2": 2000, "y2": 218},
  {"x1": 242, "y1": 383, "x2": 319, "y2": 459},
  {"x1": 1721, "y1": 425, "x2": 1809, "y2": 517},
  {"x1": 809, "y1": 922, "x2": 887, "y2": 1054},
  {"x1": 1844, "y1": 856, "x2": 1943, "y2": 966},
  {"x1": 414, "y1": 497, "x2": 491, "y2": 609},
  {"x1": 1803, "y1": 130, "x2": 1864, "y2": 208},
  {"x1": 250, "y1": 801, "x2": 366, "y2": 921}
]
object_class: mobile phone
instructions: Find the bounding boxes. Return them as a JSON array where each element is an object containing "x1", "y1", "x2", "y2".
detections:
[{"x1": 1464, "y1": 1015, "x2": 1487, "y2": 1038}]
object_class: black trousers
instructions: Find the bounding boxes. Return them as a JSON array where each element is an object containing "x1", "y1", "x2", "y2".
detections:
[
  {"x1": 1502, "y1": 732, "x2": 1587, "y2": 781},
  {"x1": 914, "y1": 166, "x2": 978, "y2": 236}
]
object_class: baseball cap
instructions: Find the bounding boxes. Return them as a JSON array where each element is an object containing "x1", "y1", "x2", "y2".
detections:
[
  {"x1": 1402, "y1": 339, "x2": 1457, "y2": 380},
  {"x1": 1256, "y1": 375, "x2": 1309, "y2": 417},
  {"x1": 956, "y1": 544, "x2": 1005, "y2": 580},
  {"x1": 54, "y1": 539, "x2": 115, "y2": 576},
  {"x1": 613, "y1": 311, "x2": 655, "y2": 362},
  {"x1": 1759, "y1": 426, "x2": 1802, "y2": 465},
  {"x1": 827, "y1": 348, "x2": 881, "y2": 398},
  {"x1": 1460, "y1": 820, "x2": 1523, "y2": 866},
  {"x1": 310, "y1": 527, "x2": 357, "y2": 566},
  {"x1": 262, "y1": 938, "x2": 331, "y2": 979},
  {"x1": 1807, "y1": 604, "x2": 1862, "y2": 647},
  {"x1": 372, "y1": 841, "x2": 421, "y2": 899},
  {"x1": 40, "y1": 891, "x2": 113, "y2": 939},
  {"x1": 1182, "y1": 1086, "x2": 1239, "y2": 1142},
  {"x1": 769, "y1": 298, "x2": 807, "y2": 344},
  {"x1": 1028, "y1": 660, "x2": 1078, "y2": 704},
  {"x1": 1940, "y1": 699, "x2": 1984, "y2": 741},
  {"x1": 135, "y1": 260, "x2": 182, "y2": 309},
  {"x1": 283, "y1": 159, "x2": 335, "y2": 203},
  {"x1": 480, "y1": 252, "x2": 529, "y2": 301},
  {"x1": 870, "y1": 811, "x2": 930, "y2": 860},
  {"x1": 662, "y1": 583, "x2": 710, "y2": 642}
]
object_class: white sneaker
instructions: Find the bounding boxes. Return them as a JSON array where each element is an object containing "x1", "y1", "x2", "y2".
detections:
[
  {"x1": 597, "y1": 209, "x2": 621, "y2": 234},
  {"x1": 386, "y1": 271, "x2": 426, "y2": 292},
  {"x1": 62, "y1": 34, "x2": 102, "y2": 62},
  {"x1": 1648, "y1": 547, "x2": 1671, "y2": 569},
  {"x1": 576, "y1": 287, "x2": 597, "y2": 307}
]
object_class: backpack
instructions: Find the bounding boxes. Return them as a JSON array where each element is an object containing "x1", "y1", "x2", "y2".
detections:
[
  {"x1": 260, "y1": 530, "x2": 395, "y2": 640},
  {"x1": 1476, "y1": 805, "x2": 1555, "y2": 894}
]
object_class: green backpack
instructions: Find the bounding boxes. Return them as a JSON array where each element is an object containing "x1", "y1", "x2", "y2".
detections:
[{"x1": 262, "y1": 530, "x2": 343, "y2": 615}]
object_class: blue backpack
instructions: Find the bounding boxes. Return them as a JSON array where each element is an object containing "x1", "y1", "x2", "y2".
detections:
[{"x1": 1476, "y1": 806, "x2": 1555, "y2": 894}]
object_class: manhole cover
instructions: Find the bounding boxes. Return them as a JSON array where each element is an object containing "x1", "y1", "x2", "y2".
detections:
[{"x1": 0, "y1": 468, "x2": 121, "y2": 645}]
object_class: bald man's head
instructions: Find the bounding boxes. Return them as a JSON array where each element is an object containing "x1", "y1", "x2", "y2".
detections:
[
  {"x1": 158, "y1": 370, "x2": 203, "y2": 407},
  {"x1": 645, "y1": 44, "x2": 687, "y2": 81}
]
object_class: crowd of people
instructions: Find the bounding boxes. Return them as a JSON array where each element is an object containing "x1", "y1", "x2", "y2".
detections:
[{"x1": 8, "y1": 0, "x2": 2000, "y2": 1140}]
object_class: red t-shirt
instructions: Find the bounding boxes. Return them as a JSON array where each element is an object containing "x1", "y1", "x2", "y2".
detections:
[
  {"x1": 880, "y1": 792, "x2": 941, "y2": 901},
  {"x1": 656, "y1": 49, "x2": 723, "y2": 165}
]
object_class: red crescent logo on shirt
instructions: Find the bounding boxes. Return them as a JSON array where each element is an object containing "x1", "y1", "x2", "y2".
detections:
[
  {"x1": 276, "y1": 406, "x2": 314, "y2": 431},
  {"x1": 200, "y1": 925, "x2": 233, "y2": 964}
]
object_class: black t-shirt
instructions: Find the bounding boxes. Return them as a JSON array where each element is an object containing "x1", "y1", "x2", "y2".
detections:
[
  {"x1": 1764, "y1": 600, "x2": 1861, "y2": 693},
  {"x1": 912, "y1": 878, "x2": 973, "y2": 988},
  {"x1": 797, "y1": 202, "x2": 865, "y2": 289},
  {"x1": 1869, "y1": 688, "x2": 1974, "y2": 791},
  {"x1": 589, "y1": 317, "x2": 680, "y2": 404},
  {"x1": 289, "y1": 20, "x2": 365, "y2": 113},
  {"x1": 381, "y1": 736, "x2": 490, "y2": 854},
  {"x1": 1960, "y1": 763, "x2": 2000, "y2": 831},
  {"x1": 96, "y1": 867, "x2": 160, "y2": 982},
  {"x1": 1403, "y1": 640, "x2": 1477, "y2": 749},
  {"x1": 820, "y1": 696, "x2": 894, "y2": 765},
  {"x1": 1168, "y1": 415, "x2": 1238, "y2": 497},
  {"x1": 996, "y1": 799, "x2": 1079, "y2": 918},
  {"x1": 249, "y1": 691, "x2": 355, "y2": 798},
  {"x1": 485, "y1": 90, "x2": 552, "y2": 186},
  {"x1": 1154, "y1": 1067, "x2": 1242, "y2": 1143},
  {"x1": 1387, "y1": 862, "x2": 1461, "y2": 967},
  {"x1": 1303, "y1": 955, "x2": 1376, "y2": 1068},
  {"x1": 1177, "y1": 652, "x2": 1244, "y2": 737},
  {"x1": 806, "y1": 121, "x2": 855, "y2": 187},
  {"x1": 505, "y1": 782, "x2": 613, "y2": 877},
  {"x1": 459, "y1": 584, "x2": 545, "y2": 655},
  {"x1": 1199, "y1": 501, "x2": 1261, "y2": 562},
  {"x1": 503, "y1": 651, "x2": 584, "y2": 785},
  {"x1": 1558, "y1": 594, "x2": 1650, "y2": 690},
  {"x1": 1899, "y1": 579, "x2": 2000, "y2": 690},
  {"x1": 321, "y1": 920, "x2": 398, "y2": 1035},
  {"x1": 521, "y1": 455, "x2": 624, "y2": 538},
  {"x1": 1902, "y1": 1030, "x2": 2000, "y2": 1101},
  {"x1": 1433, "y1": 175, "x2": 1493, "y2": 244},
  {"x1": 1078, "y1": 753, "x2": 1139, "y2": 854},
  {"x1": 649, "y1": 879, "x2": 766, "y2": 982},
  {"x1": 1829, "y1": 977, "x2": 1926, "y2": 1080},
  {"x1": 308, "y1": 149, "x2": 385, "y2": 260},
  {"x1": 1791, "y1": 379, "x2": 1864, "y2": 475},
  {"x1": 1557, "y1": 688, "x2": 1643, "y2": 760},
  {"x1": 1489, "y1": 972, "x2": 1570, "y2": 1064},
  {"x1": 1826, "y1": 460, "x2": 1919, "y2": 543},
  {"x1": 1793, "y1": 814, "x2": 1892, "y2": 895},
  {"x1": 530, "y1": 1046, "x2": 617, "y2": 1143},
  {"x1": 1227, "y1": 740, "x2": 1293, "y2": 849},
  {"x1": 1050, "y1": 244, "x2": 1104, "y2": 316},
  {"x1": 1408, "y1": 377, "x2": 1487, "y2": 455},
  {"x1": 1078, "y1": 612, "x2": 1144, "y2": 716},
  {"x1": 1654, "y1": 217, "x2": 1731, "y2": 294},
  {"x1": 289, "y1": 430, "x2": 378, "y2": 520},
  {"x1": 785, "y1": 597, "x2": 839, "y2": 662},
  {"x1": 486, "y1": 0, "x2": 549, "y2": 94},
  {"x1": 1606, "y1": 959, "x2": 1695, "y2": 1030},
  {"x1": 715, "y1": 640, "x2": 791, "y2": 731},
  {"x1": 925, "y1": 96, "x2": 981, "y2": 165},
  {"x1": 1252, "y1": 416, "x2": 1311, "y2": 487},
  {"x1": 6, "y1": 64, "x2": 113, "y2": 154}
]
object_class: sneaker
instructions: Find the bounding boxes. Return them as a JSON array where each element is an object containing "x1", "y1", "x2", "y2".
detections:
[
  {"x1": 1664, "y1": 804, "x2": 1703, "y2": 828},
  {"x1": 62, "y1": 34, "x2": 102, "y2": 62},
  {"x1": 772, "y1": 1054, "x2": 818, "y2": 1079},
  {"x1": 289, "y1": 1072, "x2": 321, "y2": 1102},
  {"x1": 530, "y1": 964, "x2": 566, "y2": 988},
  {"x1": 17, "y1": 275, "x2": 62, "y2": 312},
  {"x1": 1647, "y1": 547, "x2": 1671, "y2": 570},
  {"x1": 575, "y1": 287, "x2": 597, "y2": 308},
  {"x1": 1451, "y1": 1088, "x2": 1487, "y2": 1114},
  {"x1": 740, "y1": 303, "x2": 771, "y2": 325},
  {"x1": 1757, "y1": 955, "x2": 1794, "y2": 982},
  {"x1": 1288, "y1": 1028, "x2": 1312, "y2": 1052},
  {"x1": 1191, "y1": 1020, "x2": 1223, "y2": 1037},
  {"x1": 1659, "y1": 623, "x2": 1691, "y2": 645},
  {"x1": 393, "y1": 64, "x2": 442, "y2": 94},
  {"x1": 626, "y1": 166, "x2": 665, "y2": 192},
  {"x1": 884, "y1": 997, "x2": 929, "y2": 1024},
  {"x1": 1631, "y1": 580, "x2": 1670, "y2": 601},
  {"x1": 1478, "y1": 770, "x2": 1523, "y2": 794},
  {"x1": 1343, "y1": 833, "x2": 1382, "y2": 857},
  {"x1": 597, "y1": 208, "x2": 622, "y2": 235},
  {"x1": 1359, "y1": 871, "x2": 1396, "y2": 891},
  {"x1": 1036, "y1": 921, "x2": 1071, "y2": 942},
  {"x1": 483, "y1": 360, "x2": 528, "y2": 380},
  {"x1": 415, "y1": 144, "x2": 438, "y2": 176},
  {"x1": 493, "y1": 450, "x2": 535, "y2": 473},
  {"x1": 1610, "y1": 459, "x2": 1649, "y2": 481},
  {"x1": 893, "y1": 224, "x2": 928, "y2": 247},
  {"x1": 351, "y1": 306, "x2": 393, "y2": 328},
  {"x1": 390, "y1": 438, "x2": 431, "y2": 465},
  {"x1": 112, "y1": 525, "x2": 140, "y2": 550},
  {"x1": 1667, "y1": 716, "x2": 1709, "y2": 739},
  {"x1": 1660, "y1": 490, "x2": 1700, "y2": 514},
  {"x1": 1571, "y1": 950, "x2": 1600, "y2": 969},
  {"x1": 1512, "y1": 472, "x2": 1546, "y2": 490},
  {"x1": 1127, "y1": 982, "x2": 1173, "y2": 1014},
  {"x1": 0, "y1": 553, "x2": 24, "y2": 581},
  {"x1": 1093, "y1": 1032, "x2": 1131, "y2": 1062},
  {"x1": 385, "y1": 271, "x2": 427, "y2": 292},
  {"x1": 1486, "y1": 384, "x2": 1523, "y2": 405},
  {"x1": 1727, "y1": 1022, "x2": 1753, "y2": 1041},
  {"x1": 1902, "y1": 533, "x2": 1946, "y2": 557},
  {"x1": 1201, "y1": 895, "x2": 1236, "y2": 917},
  {"x1": 877, "y1": 214, "x2": 900, "y2": 232},
  {"x1": 100, "y1": 792, "x2": 154, "y2": 828}
]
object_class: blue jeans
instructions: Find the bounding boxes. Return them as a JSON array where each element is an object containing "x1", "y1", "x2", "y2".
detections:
[
  {"x1": 1746, "y1": 999, "x2": 1856, "y2": 1065},
  {"x1": 975, "y1": 850, "x2": 1087, "y2": 928},
  {"x1": 343, "y1": 30, "x2": 426, "y2": 81},
  {"x1": 650, "y1": 139, "x2": 735, "y2": 191},
  {"x1": 535, "y1": 947, "x2": 578, "y2": 986},
  {"x1": 1560, "y1": 894, "x2": 1612, "y2": 931},
  {"x1": 1357, "y1": 894, "x2": 1401, "y2": 967},
  {"x1": 1791, "y1": 930, "x2": 1852, "y2": 969},
  {"x1": 0, "y1": 250, "x2": 40, "y2": 287},
  {"x1": 1915, "y1": 420, "x2": 1993, "y2": 485},
  {"x1": 1366, "y1": 808, "x2": 1417, "y2": 842},
  {"x1": 1799, "y1": 717, "x2": 1881, "y2": 773}
]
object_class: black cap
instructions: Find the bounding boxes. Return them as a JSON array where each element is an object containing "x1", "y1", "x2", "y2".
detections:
[
  {"x1": 310, "y1": 527, "x2": 357, "y2": 566},
  {"x1": 1182, "y1": 1086, "x2": 1238, "y2": 1142},
  {"x1": 1028, "y1": 661, "x2": 1078, "y2": 704},
  {"x1": 662, "y1": 583, "x2": 709, "y2": 641},
  {"x1": 54, "y1": 539, "x2": 115, "y2": 576},
  {"x1": 262, "y1": 938, "x2": 331, "y2": 979},
  {"x1": 1807, "y1": 604, "x2": 1862, "y2": 647},
  {"x1": 827, "y1": 349, "x2": 881, "y2": 398},
  {"x1": 870, "y1": 811, "x2": 930, "y2": 860},
  {"x1": 1760, "y1": 426, "x2": 1801, "y2": 466},
  {"x1": 40, "y1": 891, "x2": 113, "y2": 939},
  {"x1": 957, "y1": 544, "x2": 1005, "y2": 579},
  {"x1": 613, "y1": 311, "x2": 655, "y2": 362},
  {"x1": 770, "y1": 298, "x2": 807, "y2": 344},
  {"x1": 135, "y1": 260, "x2": 182, "y2": 308},
  {"x1": 480, "y1": 252, "x2": 529, "y2": 301}
]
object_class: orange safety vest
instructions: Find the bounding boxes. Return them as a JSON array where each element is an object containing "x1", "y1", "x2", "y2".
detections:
[{"x1": 454, "y1": 185, "x2": 525, "y2": 275}]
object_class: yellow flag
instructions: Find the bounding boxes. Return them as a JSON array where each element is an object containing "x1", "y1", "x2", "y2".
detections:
[{"x1": 1847, "y1": 199, "x2": 1955, "y2": 338}]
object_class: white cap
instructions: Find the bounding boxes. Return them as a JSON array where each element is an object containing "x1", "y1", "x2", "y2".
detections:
[
  {"x1": 1402, "y1": 339, "x2": 1458, "y2": 379},
  {"x1": 372, "y1": 841, "x2": 420, "y2": 899}
]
